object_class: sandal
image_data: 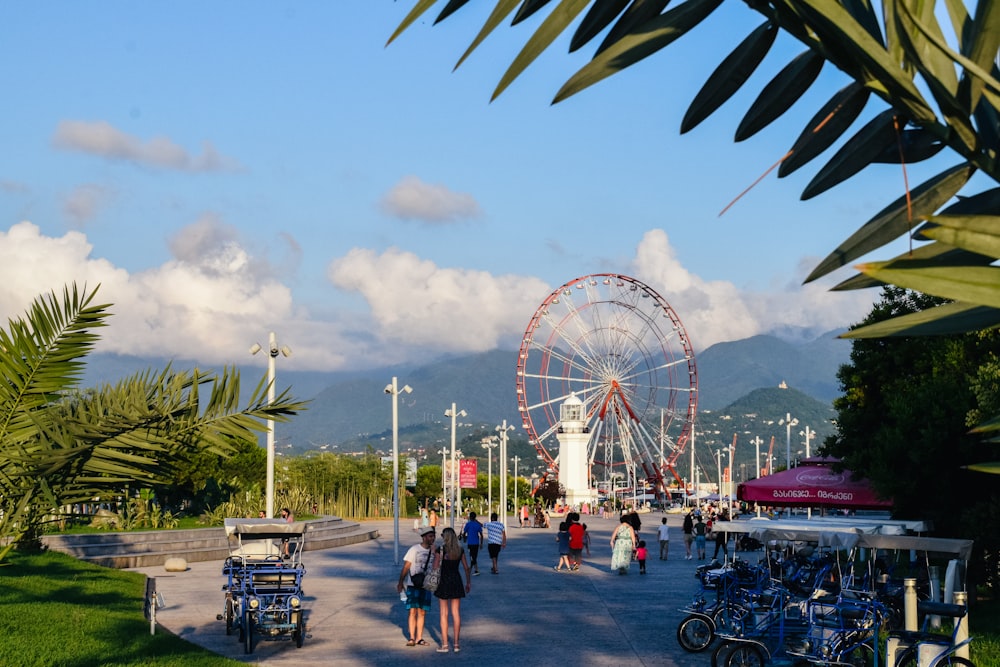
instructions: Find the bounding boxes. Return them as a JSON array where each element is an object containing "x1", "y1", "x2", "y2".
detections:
[
  {"x1": 415, "y1": 639, "x2": 429, "y2": 646},
  {"x1": 454, "y1": 645, "x2": 461, "y2": 652},
  {"x1": 436, "y1": 645, "x2": 450, "y2": 653},
  {"x1": 406, "y1": 639, "x2": 416, "y2": 647}
]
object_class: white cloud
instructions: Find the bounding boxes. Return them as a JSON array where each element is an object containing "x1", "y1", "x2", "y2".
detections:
[
  {"x1": 630, "y1": 229, "x2": 874, "y2": 350},
  {"x1": 380, "y1": 175, "x2": 482, "y2": 223},
  {"x1": 52, "y1": 120, "x2": 241, "y2": 172},
  {"x1": 0, "y1": 222, "x2": 874, "y2": 378},
  {"x1": 328, "y1": 247, "x2": 549, "y2": 353}
]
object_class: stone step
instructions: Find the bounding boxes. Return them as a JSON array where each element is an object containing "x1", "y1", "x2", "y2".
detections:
[{"x1": 41, "y1": 517, "x2": 379, "y2": 569}]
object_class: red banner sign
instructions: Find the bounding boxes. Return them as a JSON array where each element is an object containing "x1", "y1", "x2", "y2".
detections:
[{"x1": 459, "y1": 459, "x2": 478, "y2": 489}]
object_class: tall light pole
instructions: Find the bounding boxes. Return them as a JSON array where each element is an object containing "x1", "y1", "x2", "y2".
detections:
[
  {"x1": 779, "y1": 413, "x2": 799, "y2": 471},
  {"x1": 749, "y1": 435, "x2": 763, "y2": 516},
  {"x1": 496, "y1": 421, "x2": 513, "y2": 528},
  {"x1": 482, "y1": 438, "x2": 498, "y2": 514},
  {"x1": 715, "y1": 449, "x2": 723, "y2": 502},
  {"x1": 800, "y1": 426, "x2": 816, "y2": 519},
  {"x1": 512, "y1": 455, "x2": 520, "y2": 514},
  {"x1": 384, "y1": 377, "x2": 412, "y2": 566},
  {"x1": 438, "y1": 446, "x2": 449, "y2": 506},
  {"x1": 250, "y1": 331, "x2": 291, "y2": 518},
  {"x1": 799, "y1": 426, "x2": 815, "y2": 461},
  {"x1": 445, "y1": 403, "x2": 467, "y2": 529}
]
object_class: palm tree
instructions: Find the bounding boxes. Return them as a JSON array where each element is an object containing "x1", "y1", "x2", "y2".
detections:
[
  {"x1": 387, "y1": 0, "x2": 1000, "y2": 463},
  {"x1": 0, "y1": 284, "x2": 307, "y2": 561}
]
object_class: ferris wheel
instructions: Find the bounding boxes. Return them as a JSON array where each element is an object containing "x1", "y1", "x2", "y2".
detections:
[{"x1": 515, "y1": 274, "x2": 698, "y2": 495}]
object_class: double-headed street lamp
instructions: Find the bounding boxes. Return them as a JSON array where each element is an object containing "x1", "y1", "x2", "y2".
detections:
[
  {"x1": 250, "y1": 331, "x2": 291, "y2": 519},
  {"x1": 445, "y1": 403, "x2": 467, "y2": 529},
  {"x1": 384, "y1": 377, "x2": 412, "y2": 566},
  {"x1": 779, "y1": 413, "x2": 799, "y2": 471},
  {"x1": 481, "y1": 437, "x2": 498, "y2": 514}
]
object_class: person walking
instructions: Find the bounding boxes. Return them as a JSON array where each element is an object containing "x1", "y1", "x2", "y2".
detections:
[
  {"x1": 610, "y1": 514, "x2": 637, "y2": 575},
  {"x1": 693, "y1": 514, "x2": 708, "y2": 560},
  {"x1": 434, "y1": 527, "x2": 471, "y2": 653},
  {"x1": 712, "y1": 519, "x2": 729, "y2": 560},
  {"x1": 484, "y1": 512, "x2": 506, "y2": 574},
  {"x1": 682, "y1": 511, "x2": 694, "y2": 560},
  {"x1": 657, "y1": 517, "x2": 670, "y2": 560},
  {"x1": 567, "y1": 511, "x2": 584, "y2": 570},
  {"x1": 520, "y1": 504, "x2": 530, "y2": 528},
  {"x1": 462, "y1": 511, "x2": 484, "y2": 575},
  {"x1": 396, "y1": 526, "x2": 436, "y2": 647},
  {"x1": 554, "y1": 521, "x2": 571, "y2": 571},
  {"x1": 636, "y1": 540, "x2": 648, "y2": 574}
]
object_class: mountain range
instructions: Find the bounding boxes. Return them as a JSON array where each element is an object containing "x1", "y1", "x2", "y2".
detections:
[{"x1": 82, "y1": 330, "x2": 851, "y2": 462}]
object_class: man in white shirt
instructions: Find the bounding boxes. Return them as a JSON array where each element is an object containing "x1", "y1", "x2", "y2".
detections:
[
  {"x1": 657, "y1": 517, "x2": 670, "y2": 560},
  {"x1": 396, "y1": 526, "x2": 436, "y2": 646}
]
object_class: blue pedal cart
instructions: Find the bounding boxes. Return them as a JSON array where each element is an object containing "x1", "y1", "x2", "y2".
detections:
[{"x1": 219, "y1": 518, "x2": 307, "y2": 654}]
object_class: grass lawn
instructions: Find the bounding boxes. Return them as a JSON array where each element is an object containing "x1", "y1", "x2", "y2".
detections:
[{"x1": 0, "y1": 551, "x2": 241, "y2": 667}]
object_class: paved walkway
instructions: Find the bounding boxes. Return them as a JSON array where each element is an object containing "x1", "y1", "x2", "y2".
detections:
[{"x1": 133, "y1": 512, "x2": 741, "y2": 666}]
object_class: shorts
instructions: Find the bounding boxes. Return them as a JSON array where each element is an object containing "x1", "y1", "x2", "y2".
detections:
[
  {"x1": 405, "y1": 586, "x2": 433, "y2": 611},
  {"x1": 569, "y1": 548, "x2": 582, "y2": 561},
  {"x1": 487, "y1": 543, "x2": 501, "y2": 559},
  {"x1": 695, "y1": 536, "x2": 706, "y2": 549},
  {"x1": 684, "y1": 534, "x2": 693, "y2": 545}
]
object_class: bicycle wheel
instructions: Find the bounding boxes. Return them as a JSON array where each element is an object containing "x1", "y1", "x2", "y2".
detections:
[
  {"x1": 894, "y1": 647, "x2": 974, "y2": 667},
  {"x1": 677, "y1": 614, "x2": 714, "y2": 652},
  {"x1": 243, "y1": 609, "x2": 254, "y2": 654},
  {"x1": 224, "y1": 596, "x2": 235, "y2": 636},
  {"x1": 934, "y1": 658, "x2": 975, "y2": 666},
  {"x1": 837, "y1": 642, "x2": 874, "y2": 667},
  {"x1": 724, "y1": 644, "x2": 766, "y2": 667},
  {"x1": 711, "y1": 641, "x2": 733, "y2": 667}
]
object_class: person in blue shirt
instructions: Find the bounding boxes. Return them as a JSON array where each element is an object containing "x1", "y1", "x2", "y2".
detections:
[{"x1": 462, "y1": 511, "x2": 484, "y2": 576}]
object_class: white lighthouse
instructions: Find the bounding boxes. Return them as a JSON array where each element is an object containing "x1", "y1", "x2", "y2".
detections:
[{"x1": 556, "y1": 393, "x2": 596, "y2": 508}]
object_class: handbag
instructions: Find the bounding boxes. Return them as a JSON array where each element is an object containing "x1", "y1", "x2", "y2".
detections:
[
  {"x1": 423, "y1": 550, "x2": 442, "y2": 593},
  {"x1": 410, "y1": 547, "x2": 432, "y2": 588}
]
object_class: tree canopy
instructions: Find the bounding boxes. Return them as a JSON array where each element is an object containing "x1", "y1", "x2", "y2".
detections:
[
  {"x1": 388, "y1": 2, "x2": 1000, "y2": 483},
  {"x1": 0, "y1": 284, "x2": 306, "y2": 560}
]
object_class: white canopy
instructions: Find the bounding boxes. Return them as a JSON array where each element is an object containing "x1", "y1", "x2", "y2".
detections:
[
  {"x1": 723, "y1": 518, "x2": 973, "y2": 559},
  {"x1": 224, "y1": 518, "x2": 307, "y2": 537}
]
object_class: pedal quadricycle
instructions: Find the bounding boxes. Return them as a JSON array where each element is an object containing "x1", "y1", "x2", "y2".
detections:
[{"x1": 218, "y1": 518, "x2": 307, "y2": 654}]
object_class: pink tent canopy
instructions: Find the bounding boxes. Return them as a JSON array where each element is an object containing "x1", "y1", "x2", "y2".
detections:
[{"x1": 737, "y1": 459, "x2": 892, "y2": 510}]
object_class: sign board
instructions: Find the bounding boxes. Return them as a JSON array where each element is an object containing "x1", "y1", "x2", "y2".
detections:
[{"x1": 459, "y1": 459, "x2": 478, "y2": 489}]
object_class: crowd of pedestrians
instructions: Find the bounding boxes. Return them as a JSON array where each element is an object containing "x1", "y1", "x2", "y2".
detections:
[{"x1": 397, "y1": 501, "x2": 735, "y2": 651}]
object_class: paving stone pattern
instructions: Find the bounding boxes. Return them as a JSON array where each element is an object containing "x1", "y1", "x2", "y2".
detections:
[{"x1": 133, "y1": 513, "x2": 749, "y2": 666}]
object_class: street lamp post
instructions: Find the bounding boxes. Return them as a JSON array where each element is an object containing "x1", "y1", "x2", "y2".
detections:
[
  {"x1": 384, "y1": 377, "x2": 412, "y2": 566},
  {"x1": 496, "y1": 421, "x2": 513, "y2": 528},
  {"x1": 445, "y1": 403, "x2": 467, "y2": 529},
  {"x1": 749, "y1": 435, "x2": 763, "y2": 517},
  {"x1": 250, "y1": 331, "x2": 291, "y2": 519},
  {"x1": 779, "y1": 413, "x2": 799, "y2": 471},
  {"x1": 800, "y1": 426, "x2": 815, "y2": 461},
  {"x1": 716, "y1": 449, "x2": 724, "y2": 503},
  {"x1": 482, "y1": 438, "x2": 498, "y2": 514},
  {"x1": 438, "y1": 446, "x2": 449, "y2": 504},
  {"x1": 800, "y1": 426, "x2": 816, "y2": 519},
  {"x1": 512, "y1": 455, "x2": 520, "y2": 515}
]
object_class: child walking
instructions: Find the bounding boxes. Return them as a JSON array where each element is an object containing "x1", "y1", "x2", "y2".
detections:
[
  {"x1": 636, "y1": 540, "x2": 648, "y2": 574},
  {"x1": 554, "y1": 521, "x2": 571, "y2": 571},
  {"x1": 582, "y1": 523, "x2": 591, "y2": 556}
]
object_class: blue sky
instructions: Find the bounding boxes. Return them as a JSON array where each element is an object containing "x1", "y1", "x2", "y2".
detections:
[{"x1": 0, "y1": 2, "x2": 948, "y2": 373}]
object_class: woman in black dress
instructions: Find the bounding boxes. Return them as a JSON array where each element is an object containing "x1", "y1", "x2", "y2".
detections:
[{"x1": 434, "y1": 527, "x2": 471, "y2": 652}]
